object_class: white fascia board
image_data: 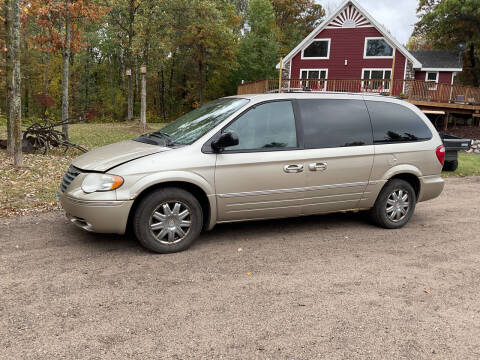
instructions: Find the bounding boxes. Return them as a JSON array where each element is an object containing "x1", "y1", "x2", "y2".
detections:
[{"x1": 421, "y1": 67, "x2": 463, "y2": 72}]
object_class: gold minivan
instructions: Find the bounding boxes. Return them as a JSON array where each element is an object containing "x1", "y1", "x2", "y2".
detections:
[{"x1": 60, "y1": 93, "x2": 445, "y2": 253}]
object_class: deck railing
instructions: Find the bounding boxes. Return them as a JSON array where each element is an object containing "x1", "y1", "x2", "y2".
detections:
[{"x1": 237, "y1": 78, "x2": 480, "y2": 106}]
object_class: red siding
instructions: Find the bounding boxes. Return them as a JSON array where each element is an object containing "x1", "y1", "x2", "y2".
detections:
[
  {"x1": 290, "y1": 27, "x2": 406, "y2": 81},
  {"x1": 415, "y1": 71, "x2": 454, "y2": 84}
]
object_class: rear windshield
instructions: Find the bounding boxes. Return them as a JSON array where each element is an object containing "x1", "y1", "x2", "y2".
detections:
[{"x1": 365, "y1": 101, "x2": 432, "y2": 143}]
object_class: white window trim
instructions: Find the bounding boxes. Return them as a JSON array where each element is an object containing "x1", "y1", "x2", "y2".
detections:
[
  {"x1": 425, "y1": 71, "x2": 439, "y2": 82},
  {"x1": 363, "y1": 37, "x2": 395, "y2": 59},
  {"x1": 301, "y1": 39, "x2": 331, "y2": 60},
  {"x1": 361, "y1": 68, "x2": 392, "y2": 91},
  {"x1": 300, "y1": 68, "x2": 328, "y2": 90},
  {"x1": 425, "y1": 71, "x2": 439, "y2": 90}
]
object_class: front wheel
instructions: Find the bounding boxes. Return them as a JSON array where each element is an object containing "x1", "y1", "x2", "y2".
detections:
[
  {"x1": 370, "y1": 179, "x2": 417, "y2": 229},
  {"x1": 133, "y1": 188, "x2": 203, "y2": 253}
]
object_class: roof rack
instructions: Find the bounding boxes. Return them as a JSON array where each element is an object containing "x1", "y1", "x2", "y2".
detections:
[{"x1": 269, "y1": 89, "x2": 401, "y2": 100}]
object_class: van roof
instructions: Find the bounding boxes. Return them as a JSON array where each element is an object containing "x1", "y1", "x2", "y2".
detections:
[{"x1": 232, "y1": 91, "x2": 401, "y2": 102}]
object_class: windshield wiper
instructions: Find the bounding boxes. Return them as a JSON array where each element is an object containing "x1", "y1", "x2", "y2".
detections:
[{"x1": 148, "y1": 132, "x2": 175, "y2": 146}]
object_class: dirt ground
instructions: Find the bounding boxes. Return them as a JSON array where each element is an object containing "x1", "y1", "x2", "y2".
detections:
[{"x1": 1, "y1": 177, "x2": 480, "y2": 359}]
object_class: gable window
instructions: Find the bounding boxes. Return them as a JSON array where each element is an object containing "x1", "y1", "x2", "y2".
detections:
[
  {"x1": 362, "y1": 69, "x2": 391, "y2": 92},
  {"x1": 364, "y1": 37, "x2": 394, "y2": 58},
  {"x1": 425, "y1": 71, "x2": 439, "y2": 90},
  {"x1": 301, "y1": 39, "x2": 330, "y2": 59},
  {"x1": 300, "y1": 69, "x2": 328, "y2": 90}
]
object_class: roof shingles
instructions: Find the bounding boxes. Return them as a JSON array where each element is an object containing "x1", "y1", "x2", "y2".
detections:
[{"x1": 410, "y1": 50, "x2": 463, "y2": 70}]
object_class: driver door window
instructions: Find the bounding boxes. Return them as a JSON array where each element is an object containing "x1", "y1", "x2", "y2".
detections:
[{"x1": 224, "y1": 101, "x2": 298, "y2": 151}]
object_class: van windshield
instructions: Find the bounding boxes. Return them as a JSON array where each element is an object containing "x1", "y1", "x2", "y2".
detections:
[{"x1": 136, "y1": 98, "x2": 249, "y2": 146}]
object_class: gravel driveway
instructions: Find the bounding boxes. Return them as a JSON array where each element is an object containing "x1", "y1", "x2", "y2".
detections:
[{"x1": 1, "y1": 177, "x2": 480, "y2": 359}]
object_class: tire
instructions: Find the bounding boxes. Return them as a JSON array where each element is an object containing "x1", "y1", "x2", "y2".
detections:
[
  {"x1": 370, "y1": 179, "x2": 417, "y2": 229},
  {"x1": 443, "y1": 160, "x2": 458, "y2": 172},
  {"x1": 133, "y1": 187, "x2": 203, "y2": 253}
]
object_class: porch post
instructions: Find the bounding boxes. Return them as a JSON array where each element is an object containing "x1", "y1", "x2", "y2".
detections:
[
  {"x1": 444, "y1": 112, "x2": 449, "y2": 131},
  {"x1": 389, "y1": 56, "x2": 396, "y2": 96}
]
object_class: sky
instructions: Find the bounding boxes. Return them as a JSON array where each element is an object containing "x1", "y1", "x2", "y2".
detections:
[{"x1": 316, "y1": 0, "x2": 419, "y2": 45}]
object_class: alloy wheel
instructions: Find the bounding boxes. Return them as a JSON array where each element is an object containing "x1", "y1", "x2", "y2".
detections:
[
  {"x1": 385, "y1": 189, "x2": 410, "y2": 222},
  {"x1": 149, "y1": 201, "x2": 192, "y2": 244}
]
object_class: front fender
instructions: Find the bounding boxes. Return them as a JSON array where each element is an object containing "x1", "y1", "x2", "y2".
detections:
[
  {"x1": 116, "y1": 170, "x2": 217, "y2": 230},
  {"x1": 121, "y1": 170, "x2": 215, "y2": 200}
]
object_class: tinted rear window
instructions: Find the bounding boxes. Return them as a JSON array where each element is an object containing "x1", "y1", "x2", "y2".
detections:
[
  {"x1": 365, "y1": 101, "x2": 432, "y2": 143},
  {"x1": 297, "y1": 99, "x2": 373, "y2": 149}
]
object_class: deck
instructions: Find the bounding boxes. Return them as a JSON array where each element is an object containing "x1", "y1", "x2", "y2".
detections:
[{"x1": 237, "y1": 78, "x2": 480, "y2": 129}]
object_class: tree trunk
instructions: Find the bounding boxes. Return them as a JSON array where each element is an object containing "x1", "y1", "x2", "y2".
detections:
[
  {"x1": 198, "y1": 61, "x2": 204, "y2": 106},
  {"x1": 127, "y1": 71, "x2": 133, "y2": 121},
  {"x1": 160, "y1": 68, "x2": 167, "y2": 122},
  {"x1": 61, "y1": 3, "x2": 71, "y2": 139},
  {"x1": 5, "y1": 0, "x2": 13, "y2": 155},
  {"x1": 469, "y1": 44, "x2": 478, "y2": 87},
  {"x1": 44, "y1": 52, "x2": 50, "y2": 94},
  {"x1": 84, "y1": 47, "x2": 90, "y2": 113},
  {"x1": 8, "y1": 0, "x2": 22, "y2": 167},
  {"x1": 126, "y1": 0, "x2": 135, "y2": 122},
  {"x1": 140, "y1": 72, "x2": 146, "y2": 129}
]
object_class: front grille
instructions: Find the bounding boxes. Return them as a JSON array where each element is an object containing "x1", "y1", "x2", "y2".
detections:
[{"x1": 60, "y1": 165, "x2": 82, "y2": 193}]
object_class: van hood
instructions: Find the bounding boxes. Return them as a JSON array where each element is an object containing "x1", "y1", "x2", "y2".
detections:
[{"x1": 72, "y1": 140, "x2": 169, "y2": 172}]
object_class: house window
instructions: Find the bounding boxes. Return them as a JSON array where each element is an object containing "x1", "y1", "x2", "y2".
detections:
[
  {"x1": 302, "y1": 39, "x2": 330, "y2": 59},
  {"x1": 362, "y1": 69, "x2": 392, "y2": 91},
  {"x1": 425, "y1": 71, "x2": 439, "y2": 90},
  {"x1": 364, "y1": 37, "x2": 394, "y2": 58},
  {"x1": 300, "y1": 69, "x2": 328, "y2": 90}
]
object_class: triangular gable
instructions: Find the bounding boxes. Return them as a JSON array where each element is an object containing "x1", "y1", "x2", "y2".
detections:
[
  {"x1": 326, "y1": 4, "x2": 372, "y2": 29},
  {"x1": 277, "y1": 0, "x2": 422, "y2": 69}
]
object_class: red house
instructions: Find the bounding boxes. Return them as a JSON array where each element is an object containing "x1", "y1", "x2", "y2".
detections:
[{"x1": 278, "y1": 0, "x2": 463, "y2": 95}]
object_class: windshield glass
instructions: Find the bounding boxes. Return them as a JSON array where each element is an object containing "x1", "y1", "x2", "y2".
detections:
[{"x1": 145, "y1": 98, "x2": 249, "y2": 146}]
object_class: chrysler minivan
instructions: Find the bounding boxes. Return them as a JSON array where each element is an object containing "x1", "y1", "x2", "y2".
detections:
[{"x1": 59, "y1": 93, "x2": 445, "y2": 253}]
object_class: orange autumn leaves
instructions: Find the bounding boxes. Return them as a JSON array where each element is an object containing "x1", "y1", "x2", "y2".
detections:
[{"x1": 27, "y1": 0, "x2": 110, "y2": 53}]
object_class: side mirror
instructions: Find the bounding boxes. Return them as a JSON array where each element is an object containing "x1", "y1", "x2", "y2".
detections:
[{"x1": 211, "y1": 131, "x2": 239, "y2": 152}]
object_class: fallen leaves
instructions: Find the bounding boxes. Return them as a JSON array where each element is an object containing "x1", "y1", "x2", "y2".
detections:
[{"x1": 0, "y1": 123, "x2": 165, "y2": 219}]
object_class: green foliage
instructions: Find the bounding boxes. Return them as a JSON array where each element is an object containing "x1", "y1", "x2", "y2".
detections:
[
  {"x1": 234, "y1": 0, "x2": 280, "y2": 84},
  {"x1": 414, "y1": 0, "x2": 480, "y2": 86},
  {"x1": 0, "y1": 0, "x2": 325, "y2": 125},
  {"x1": 272, "y1": 0, "x2": 325, "y2": 56}
]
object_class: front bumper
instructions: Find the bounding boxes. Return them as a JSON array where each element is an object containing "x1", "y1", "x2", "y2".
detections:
[{"x1": 60, "y1": 195, "x2": 133, "y2": 234}]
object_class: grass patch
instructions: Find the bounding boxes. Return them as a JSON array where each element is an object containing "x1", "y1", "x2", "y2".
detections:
[
  {"x1": 442, "y1": 153, "x2": 480, "y2": 177},
  {"x1": 0, "y1": 123, "x2": 164, "y2": 217}
]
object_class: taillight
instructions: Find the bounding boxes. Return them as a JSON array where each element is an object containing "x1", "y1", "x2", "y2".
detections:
[{"x1": 436, "y1": 145, "x2": 445, "y2": 166}]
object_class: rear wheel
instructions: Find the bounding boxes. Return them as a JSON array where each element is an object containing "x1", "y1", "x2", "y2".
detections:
[
  {"x1": 370, "y1": 179, "x2": 416, "y2": 229},
  {"x1": 443, "y1": 160, "x2": 458, "y2": 172},
  {"x1": 133, "y1": 188, "x2": 203, "y2": 253}
]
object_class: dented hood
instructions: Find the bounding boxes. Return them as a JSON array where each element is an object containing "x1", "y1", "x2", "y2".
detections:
[{"x1": 72, "y1": 140, "x2": 168, "y2": 172}]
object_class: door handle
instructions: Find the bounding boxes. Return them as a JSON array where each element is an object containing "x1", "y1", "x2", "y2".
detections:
[
  {"x1": 309, "y1": 162, "x2": 328, "y2": 171},
  {"x1": 283, "y1": 164, "x2": 304, "y2": 173}
]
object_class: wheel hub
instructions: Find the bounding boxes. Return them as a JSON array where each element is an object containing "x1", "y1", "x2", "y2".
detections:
[
  {"x1": 149, "y1": 201, "x2": 192, "y2": 245},
  {"x1": 386, "y1": 189, "x2": 410, "y2": 222}
]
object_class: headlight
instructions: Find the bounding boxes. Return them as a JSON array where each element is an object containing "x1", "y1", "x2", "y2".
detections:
[{"x1": 81, "y1": 173, "x2": 124, "y2": 193}]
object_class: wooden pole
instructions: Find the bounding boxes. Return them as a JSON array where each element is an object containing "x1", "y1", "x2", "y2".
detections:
[
  {"x1": 278, "y1": 57, "x2": 283, "y2": 93},
  {"x1": 444, "y1": 112, "x2": 449, "y2": 131},
  {"x1": 140, "y1": 65, "x2": 146, "y2": 130},
  {"x1": 389, "y1": 55, "x2": 396, "y2": 96}
]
